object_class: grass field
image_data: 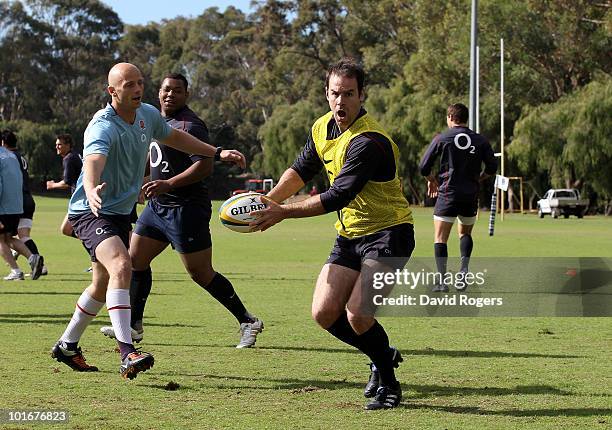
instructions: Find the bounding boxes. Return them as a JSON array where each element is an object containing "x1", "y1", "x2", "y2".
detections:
[{"x1": 0, "y1": 196, "x2": 610, "y2": 429}]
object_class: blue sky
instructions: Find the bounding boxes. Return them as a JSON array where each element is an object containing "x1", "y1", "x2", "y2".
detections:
[{"x1": 101, "y1": 1, "x2": 254, "y2": 25}]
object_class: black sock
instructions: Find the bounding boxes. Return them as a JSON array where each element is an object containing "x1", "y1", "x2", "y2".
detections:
[
  {"x1": 354, "y1": 321, "x2": 397, "y2": 386},
  {"x1": 460, "y1": 235, "x2": 473, "y2": 272},
  {"x1": 326, "y1": 314, "x2": 398, "y2": 386},
  {"x1": 62, "y1": 341, "x2": 78, "y2": 351},
  {"x1": 24, "y1": 239, "x2": 39, "y2": 255},
  {"x1": 130, "y1": 268, "x2": 152, "y2": 329},
  {"x1": 118, "y1": 341, "x2": 137, "y2": 360},
  {"x1": 201, "y1": 273, "x2": 253, "y2": 324},
  {"x1": 325, "y1": 311, "x2": 361, "y2": 349},
  {"x1": 434, "y1": 242, "x2": 448, "y2": 283}
]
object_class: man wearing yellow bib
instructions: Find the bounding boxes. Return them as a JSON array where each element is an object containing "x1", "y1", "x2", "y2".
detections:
[{"x1": 251, "y1": 58, "x2": 414, "y2": 410}]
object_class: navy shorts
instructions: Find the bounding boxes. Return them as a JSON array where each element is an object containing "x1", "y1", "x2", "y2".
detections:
[
  {"x1": 0, "y1": 214, "x2": 20, "y2": 235},
  {"x1": 133, "y1": 200, "x2": 212, "y2": 254},
  {"x1": 434, "y1": 198, "x2": 478, "y2": 218},
  {"x1": 69, "y1": 212, "x2": 132, "y2": 262},
  {"x1": 22, "y1": 193, "x2": 35, "y2": 220},
  {"x1": 327, "y1": 223, "x2": 415, "y2": 271}
]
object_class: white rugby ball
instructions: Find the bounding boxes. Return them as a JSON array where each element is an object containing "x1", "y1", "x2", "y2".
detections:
[{"x1": 219, "y1": 192, "x2": 268, "y2": 233}]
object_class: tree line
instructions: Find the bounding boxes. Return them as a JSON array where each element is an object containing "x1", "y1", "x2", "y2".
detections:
[{"x1": 1, "y1": 0, "x2": 610, "y2": 211}]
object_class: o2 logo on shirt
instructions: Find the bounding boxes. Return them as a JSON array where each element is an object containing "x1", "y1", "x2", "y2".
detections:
[
  {"x1": 454, "y1": 133, "x2": 475, "y2": 154},
  {"x1": 149, "y1": 141, "x2": 170, "y2": 173}
]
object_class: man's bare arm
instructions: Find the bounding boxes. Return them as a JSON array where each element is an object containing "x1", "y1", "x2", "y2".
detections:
[
  {"x1": 83, "y1": 154, "x2": 107, "y2": 216},
  {"x1": 267, "y1": 168, "x2": 306, "y2": 203},
  {"x1": 46, "y1": 180, "x2": 71, "y2": 191},
  {"x1": 161, "y1": 129, "x2": 245, "y2": 169},
  {"x1": 142, "y1": 159, "x2": 213, "y2": 198}
]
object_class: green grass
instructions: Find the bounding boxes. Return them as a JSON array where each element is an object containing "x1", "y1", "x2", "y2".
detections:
[{"x1": 0, "y1": 196, "x2": 610, "y2": 429}]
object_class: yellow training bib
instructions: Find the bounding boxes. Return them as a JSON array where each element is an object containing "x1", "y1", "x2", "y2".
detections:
[{"x1": 311, "y1": 111, "x2": 413, "y2": 238}]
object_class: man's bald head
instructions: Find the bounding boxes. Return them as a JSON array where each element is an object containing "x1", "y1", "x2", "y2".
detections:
[
  {"x1": 107, "y1": 62, "x2": 145, "y2": 115},
  {"x1": 108, "y1": 62, "x2": 142, "y2": 87}
]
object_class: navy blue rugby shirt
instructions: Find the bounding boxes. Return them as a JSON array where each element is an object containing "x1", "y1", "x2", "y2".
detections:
[
  {"x1": 291, "y1": 108, "x2": 397, "y2": 213},
  {"x1": 150, "y1": 105, "x2": 211, "y2": 207},
  {"x1": 419, "y1": 126, "x2": 497, "y2": 202},
  {"x1": 62, "y1": 151, "x2": 82, "y2": 195},
  {"x1": 12, "y1": 150, "x2": 31, "y2": 195}
]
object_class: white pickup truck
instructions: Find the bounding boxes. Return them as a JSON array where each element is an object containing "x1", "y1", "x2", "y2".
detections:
[{"x1": 537, "y1": 189, "x2": 588, "y2": 219}]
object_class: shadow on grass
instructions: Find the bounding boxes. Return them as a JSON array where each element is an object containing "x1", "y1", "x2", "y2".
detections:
[
  {"x1": 403, "y1": 402, "x2": 611, "y2": 417},
  {"x1": 0, "y1": 318, "x2": 111, "y2": 326},
  {"x1": 139, "y1": 343, "x2": 585, "y2": 359},
  {"x1": 403, "y1": 348, "x2": 585, "y2": 359},
  {"x1": 0, "y1": 313, "x2": 75, "y2": 318},
  {"x1": 256, "y1": 345, "x2": 585, "y2": 359},
  {"x1": 146, "y1": 342, "x2": 361, "y2": 353},
  {"x1": 143, "y1": 373, "x2": 587, "y2": 401},
  {"x1": 0, "y1": 291, "x2": 176, "y2": 296},
  {"x1": 0, "y1": 291, "x2": 84, "y2": 296},
  {"x1": 0, "y1": 314, "x2": 200, "y2": 329},
  {"x1": 149, "y1": 373, "x2": 363, "y2": 391},
  {"x1": 405, "y1": 384, "x2": 576, "y2": 398}
]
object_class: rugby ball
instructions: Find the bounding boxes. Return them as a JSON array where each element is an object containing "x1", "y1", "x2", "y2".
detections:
[{"x1": 219, "y1": 192, "x2": 268, "y2": 233}]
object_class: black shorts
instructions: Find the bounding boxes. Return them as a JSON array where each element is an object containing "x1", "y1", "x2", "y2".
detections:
[
  {"x1": 434, "y1": 198, "x2": 478, "y2": 218},
  {"x1": 327, "y1": 223, "x2": 415, "y2": 271},
  {"x1": 21, "y1": 193, "x2": 35, "y2": 220},
  {"x1": 69, "y1": 212, "x2": 132, "y2": 262},
  {"x1": 0, "y1": 214, "x2": 20, "y2": 235},
  {"x1": 133, "y1": 200, "x2": 212, "y2": 254}
]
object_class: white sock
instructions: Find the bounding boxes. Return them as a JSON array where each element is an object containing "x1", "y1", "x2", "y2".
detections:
[
  {"x1": 60, "y1": 291, "x2": 104, "y2": 343},
  {"x1": 106, "y1": 289, "x2": 133, "y2": 345}
]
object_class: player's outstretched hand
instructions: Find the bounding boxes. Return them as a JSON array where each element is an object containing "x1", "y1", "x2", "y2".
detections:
[
  {"x1": 250, "y1": 198, "x2": 285, "y2": 232},
  {"x1": 142, "y1": 179, "x2": 171, "y2": 198},
  {"x1": 220, "y1": 149, "x2": 246, "y2": 169},
  {"x1": 87, "y1": 182, "x2": 106, "y2": 216}
]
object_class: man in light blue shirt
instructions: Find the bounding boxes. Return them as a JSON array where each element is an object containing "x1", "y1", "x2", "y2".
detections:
[
  {"x1": 0, "y1": 145, "x2": 42, "y2": 280},
  {"x1": 0, "y1": 146, "x2": 23, "y2": 215},
  {"x1": 0, "y1": 146, "x2": 23, "y2": 278},
  {"x1": 67, "y1": 101, "x2": 173, "y2": 216},
  {"x1": 52, "y1": 63, "x2": 246, "y2": 379},
  {"x1": 2, "y1": 130, "x2": 46, "y2": 279}
]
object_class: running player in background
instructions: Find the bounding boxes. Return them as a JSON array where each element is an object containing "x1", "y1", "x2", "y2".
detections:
[
  {"x1": 419, "y1": 103, "x2": 497, "y2": 292},
  {"x1": 1, "y1": 130, "x2": 45, "y2": 279},
  {"x1": 47, "y1": 133, "x2": 83, "y2": 238}
]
